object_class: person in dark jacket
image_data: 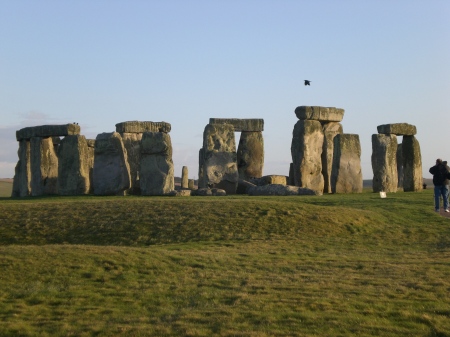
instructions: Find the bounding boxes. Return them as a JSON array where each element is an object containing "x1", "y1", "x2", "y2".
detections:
[{"x1": 429, "y1": 158, "x2": 450, "y2": 212}]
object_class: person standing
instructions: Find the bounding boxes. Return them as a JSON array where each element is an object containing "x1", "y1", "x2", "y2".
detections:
[{"x1": 429, "y1": 158, "x2": 450, "y2": 212}]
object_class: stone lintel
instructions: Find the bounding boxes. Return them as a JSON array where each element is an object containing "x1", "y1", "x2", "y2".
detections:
[
  {"x1": 295, "y1": 106, "x2": 345, "y2": 122},
  {"x1": 16, "y1": 124, "x2": 80, "y2": 141},
  {"x1": 377, "y1": 123, "x2": 417, "y2": 136},
  {"x1": 209, "y1": 118, "x2": 264, "y2": 132},
  {"x1": 115, "y1": 121, "x2": 171, "y2": 133}
]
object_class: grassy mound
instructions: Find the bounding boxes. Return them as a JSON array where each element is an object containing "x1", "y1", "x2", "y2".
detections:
[{"x1": 0, "y1": 191, "x2": 449, "y2": 336}]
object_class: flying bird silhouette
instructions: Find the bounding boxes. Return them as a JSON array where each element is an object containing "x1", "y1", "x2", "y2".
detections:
[{"x1": 304, "y1": 80, "x2": 311, "y2": 86}]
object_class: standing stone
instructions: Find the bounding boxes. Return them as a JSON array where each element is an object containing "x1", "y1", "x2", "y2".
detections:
[
  {"x1": 288, "y1": 163, "x2": 295, "y2": 186},
  {"x1": 181, "y1": 166, "x2": 189, "y2": 189},
  {"x1": 11, "y1": 140, "x2": 31, "y2": 197},
  {"x1": 397, "y1": 144, "x2": 404, "y2": 189},
  {"x1": 199, "y1": 123, "x2": 238, "y2": 194},
  {"x1": 57, "y1": 135, "x2": 90, "y2": 195},
  {"x1": 322, "y1": 122, "x2": 343, "y2": 193},
  {"x1": 371, "y1": 134, "x2": 398, "y2": 193},
  {"x1": 402, "y1": 136, "x2": 423, "y2": 192},
  {"x1": 86, "y1": 139, "x2": 95, "y2": 193},
  {"x1": 93, "y1": 132, "x2": 131, "y2": 195},
  {"x1": 291, "y1": 120, "x2": 324, "y2": 191},
  {"x1": 331, "y1": 134, "x2": 362, "y2": 193},
  {"x1": 237, "y1": 131, "x2": 264, "y2": 180},
  {"x1": 30, "y1": 137, "x2": 59, "y2": 196},
  {"x1": 140, "y1": 132, "x2": 174, "y2": 195},
  {"x1": 188, "y1": 179, "x2": 195, "y2": 190},
  {"x1": 121, "y1": 133, "x2": 143, "y2": 195},
  {"x1": 198, "y1": 148, "x2": 205, "y2": 188}
]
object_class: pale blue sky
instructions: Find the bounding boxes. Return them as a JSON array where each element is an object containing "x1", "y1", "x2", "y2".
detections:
[{"x1": 1, "y1": 0, "x2": 449, "y2": 180}]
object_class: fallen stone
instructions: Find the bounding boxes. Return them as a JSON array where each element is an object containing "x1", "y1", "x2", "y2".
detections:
[
  {"x1": 16, "y1": 124, "x2": 80, "y2": 141},
  {"x1": 167, "y1": 189, "x2": 192, "y2": 197},
  {"x1": 295, "y1": 106, "x2": 345, "y2": 122},
  {"x1": 193, "y1": 188, "x2": 227, "y2": 196},
  {"x1": 209, "y1": 118, "x2": 264, "y2": 132},
  {"x1": 115, "y1": 121, "x2": 171, "y2": 133},
  {"x1": 371, "y1": 134, "x2": 398, "y2": 193},
  {"x1": 237, "y1": 131, "x2": 264, "y2": 180},
  {"x1": 247, "y1": 184, "x2": 322, "y2": 196},
  {"x1": 236, "y1": 179, "x2": 257, "y2": 194},
  {"x1": 250, "y1": 175, "x2": 288, "y2": 186},
  {"x1": 331, "y1": 134, "x2": 363, "y2": 193},
  {"x1": 377, "y1": 123, "x2": 416, "y2": 136},
  {"x1": 93, "y1": 132, "x2": 131, "y2": 195}
]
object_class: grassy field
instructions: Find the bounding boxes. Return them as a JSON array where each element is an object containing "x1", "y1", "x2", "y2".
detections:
[{"x1": 0, "y1": 190, "x2": 449, "y2": 336}]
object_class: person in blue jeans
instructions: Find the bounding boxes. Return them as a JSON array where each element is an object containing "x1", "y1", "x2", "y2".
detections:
[{"x1": 429, "y1": 158, "x2": 450, "y2": 212}]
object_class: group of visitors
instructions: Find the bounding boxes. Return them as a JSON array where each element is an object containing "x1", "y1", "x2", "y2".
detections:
[{"x1": 429, "y1": 159, "x2": 450, "y2": 212}]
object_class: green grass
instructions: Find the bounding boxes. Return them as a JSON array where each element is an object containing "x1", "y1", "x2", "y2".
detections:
[{"x1": 0, "y1": 190, "x2": 449, "y2": 336}]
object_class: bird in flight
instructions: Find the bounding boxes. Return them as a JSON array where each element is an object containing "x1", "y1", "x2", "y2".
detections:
[{"x1": 304, "y1": 80, "x2": 311, "y2": 86}]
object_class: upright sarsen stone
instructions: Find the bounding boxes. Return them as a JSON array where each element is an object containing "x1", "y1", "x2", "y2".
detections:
[
  {"x1": 402, "y1": 135, "x2": 423, "y2": 192},
  {"x1": 57, "y1": 135, "x2": 90, "y2": 195},
  {"x1": 140, "y1": 132, "x2": 174, "y2": 195},
  {"x1": 181, "y1": 166, "x2": 189, "y2": 189},
  {"x1": 331, "y1": 134, "x2": 362, "y2": 193},
  {"x1": 291, "y1": 120, "x2": 324, "y2": 191},
  {"x1": 11, "y1": 140, "x2": 31, "y2": 197},
  {"x1": 397, "y1": 144, "x2": 404, "y2": 189},
  {"x1": 93, "y1": 132, "x2": 131, "y2": 195},
  {"x1": 322, "y1": 122, "x2": 343, "y2": 193},
  {"x1": 120, "y1": 133, "x2": 143, "y2": 194},
  {"x1": 199, "y1": 123, "x2": 238, "y2": 194},
  {"x1": 237, "y1": 131, "x2": 264, "y2": 180},
  {"x1": 30, "y1": 137, "x2": 59, "y2": 196},
  {"x1": 371, "y1": 134, "x2": 398, "y2": 193}
]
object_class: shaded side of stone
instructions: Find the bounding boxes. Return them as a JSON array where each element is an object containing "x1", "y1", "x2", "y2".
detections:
[
  {"x1": 288, "y1": 163, "x2": 295, "y2": 186},
  {"x1": 371, "y1": 134, "x2": 398, "y2": 192},
  {"x1": 322, "y1": 122, "x2": 343, "y2": 193},
  {"x1": 237, "y1": 131, "x2": 264, "y2": 180},
  {"x1": 17, "y1": 124, "x2": 80, "y2": 141},
  {"x1": 93, "y1": 132, "x2": 131, "y2": 195},
  {"x1": 11, "y1": 140, "x2": 31, "y2": 197},
  {"x1": 397, "y1": 144, "x2": 404, "y2": 189},
  {"x1": 121, "y1": 133, "x2": 143, "y2": 195},
  {"x1": 140, "y1": 132, "x2": 174, "y2": 195},
  {"x1": 402, "y1": 136, "x2": 423, "y2": 192},
  {"x1": 115, "y1": 121, "x2": 171, "y2": 133},
  {"x1": 377, "y1": 123, "x2": 417, "y2": 136},
  {"x1": 57, "y1": 135, "x2": 90, "y2": 195},
  {"x1": 209, "y1": 118, "x2": 264, "y2": 132},
  {"x1": 30, "y1": 137, "x2": 59, "y2": 196},
  {"x1": 331, "y1": 134, "x2": 363, "y2": 193},
  {"x1": 291, "y1": 120, "x2": 324, "y2": 191},
  {"x1": 295, "y1": 106, "x2": 344, "y2": 122}
]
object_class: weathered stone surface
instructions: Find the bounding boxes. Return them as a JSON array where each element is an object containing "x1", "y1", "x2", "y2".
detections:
[
  {"x1": 371, "y1": 134, "x2": 398, "y2": 193},
  {"x1": 291, "y1": 120, "x2": 324, "y2": 191},
  {"x1": 167, "y1": 189, "x2": 191, "y2": 197},
  {"x1": 322, "y1": 122, "x2": 343, "y2": 193},
  {"x1": 11, "y1": 140, "x2": 31, "y2": 197},
  {"x1": 295, "y1": 106, "x2": 345, "y2": 122},
  {"x1": 250, "y1": 175, "x2": 288, "y2": 186},
  {"x1": 121, "y1": 133, "x2": 143, "y2": 194},
  {"x1": 87, "y1": 143, "x2": 94, "y2": 193},
  {"x1": 86, "y1": 139, "x2": 96, "y2": 148},
  {"x1": 16, "y1": 124, "x2": 80, "y2": 141},
  {"x1": 193, "y1": 188, "x2": 227, "y2": 196},
  {"x1": 396, "y1": 144, "x2": 403, "y2": 188},
  {"x1": 93, "y1": 132, "x2": 131, "y2": 195},
  {"x1": 236, "y1": 179, "x2": 257, "y2": 194},
  {"x1": 237, "y1": 131, "x2": 264, "y2": 180},
  {"x1": 30, "y1": 137, "x2": 59, "y2": 196},
  {"x1": 188, "y1": 179, "x2": 195, "y2": 189},
  {"x1": 402, "y1": 136, "x2": 423, "y2": 192},
  {"x1": 247, "y1": 184, "x2": 322, "y2": 196},
  {"x1": 140, "y1": 132, "x2": 174, "y2": 196},
  {"x1": 331, "y1": 134, "x2": 363, "y2": 193},
  {"x1": 288, "y1": 163, "x2": 295, "y2": 186},
  {"x1": 209, "y1": 118, "x2": 264, "y2": 132},
  {"x1": 181, "y1": 166, "x2": 189, "y2": 189},
  {"x1": 57, "y1": 135, "x2": 90, "y2": 195},
  {"x1": 199, "y1": 124, "x2": 238, "y2": 194},
  {"x1": 377, "y1": 123, "x2": 416, "y2": 136},
  {"x1": 115, "y1": 121, "x2": 171, "y2": 133}
]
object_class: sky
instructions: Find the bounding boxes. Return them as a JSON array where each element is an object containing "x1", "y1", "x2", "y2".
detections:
[{"x1": 1, "y1": 0, "x2": 449, "y2": 180}]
